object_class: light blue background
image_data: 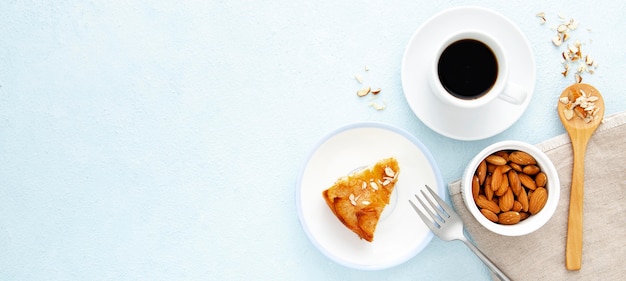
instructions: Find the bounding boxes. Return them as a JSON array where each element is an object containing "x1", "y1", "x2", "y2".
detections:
[{"x1": 1, "y1": 1, "x2": 624, "y2": 280}]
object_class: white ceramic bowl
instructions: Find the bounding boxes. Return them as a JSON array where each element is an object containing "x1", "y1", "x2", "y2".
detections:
[{"x1": 461, "y1": 140, "x2": 560, "y2": 236}]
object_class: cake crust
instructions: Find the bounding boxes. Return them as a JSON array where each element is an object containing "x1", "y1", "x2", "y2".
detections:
[{"x1": 322, "y1": 157, "x2": 399, "y2": 242}]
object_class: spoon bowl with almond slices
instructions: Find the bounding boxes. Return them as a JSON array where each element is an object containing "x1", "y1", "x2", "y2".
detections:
[{"x1": 557, "y1": 83, "x2": 605, "y2": 271}]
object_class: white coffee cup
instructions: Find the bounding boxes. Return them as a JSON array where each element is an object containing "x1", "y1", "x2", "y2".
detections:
[{"x1": 430, "y1": 30, "x2": 527, "y2": 109}]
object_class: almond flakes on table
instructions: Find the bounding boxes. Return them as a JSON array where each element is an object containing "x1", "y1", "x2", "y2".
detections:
[
  {"x1": 538, "y1": 12, "x2": 598, "y2": 84},
  {"x1": 353, "y1": 66, "x2": 386, "y2": 110}
]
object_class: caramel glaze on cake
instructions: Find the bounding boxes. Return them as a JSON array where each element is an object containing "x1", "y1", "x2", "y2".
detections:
[{"x1": 322, "y1": 157, "x2": 399, "y2": 242}]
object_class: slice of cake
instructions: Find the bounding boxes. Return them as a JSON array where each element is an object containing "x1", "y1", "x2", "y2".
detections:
[{"x1": 322, "y1": 157, "x2": 400, "y2": 242}]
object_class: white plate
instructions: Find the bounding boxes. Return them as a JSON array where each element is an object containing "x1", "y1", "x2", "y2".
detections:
[
  {"x1": 296, "y1": 122, "x2": 445, "y2": 270},
  {"x1": 401, "y1": 6, "x2": 535, "y2": 140}
]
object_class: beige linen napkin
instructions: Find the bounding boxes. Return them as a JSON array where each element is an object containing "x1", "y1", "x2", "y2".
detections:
[{"x1": 448, "y1": 111, "x2": 626, "y2": 281}]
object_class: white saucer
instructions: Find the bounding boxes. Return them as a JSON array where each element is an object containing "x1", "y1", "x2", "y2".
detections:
[
  {"x1": 401, "y1": 6, "x2": 535, "y2": 141},
  {"x1": 296, "y1": 122, "x2": 445, "y2": 270}
]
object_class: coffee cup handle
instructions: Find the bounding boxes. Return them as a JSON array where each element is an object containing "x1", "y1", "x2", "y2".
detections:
[{"x1": 497, "y1": 82, "x2": 527, "y2": 105}]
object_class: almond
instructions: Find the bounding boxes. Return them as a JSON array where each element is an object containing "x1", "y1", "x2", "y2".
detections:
[
  {"x1": 476, "y1": 160, "x2": 487, "y2": 185},
  {"x1": 535, "y1": 172, "x2": 547, "y2": 188},
  {"x1": 519, "y1": 212, "x2": 530, "y2": 221},
  {"x1": 512, "y1": 201, "x2": 523, "y2": 212},
  {"x1": 480, "y1": 208, "x2": 499, "y2": 223},
  {"x1": 485, "y1": 176, "x2": 494, "y2": 201},
  {"x1": 509, "y1": 162, "x2": 523, "y2": 172},
  {"x1": 518, "y1": 188, "x2": 529, "y2": 212},
  {"x1": 499, "y1": 188, "x2": 514, "y2": 212},
  {"x1": 522, "y1": 165, "x2": 541, "y2": 175},
  {"x1": 518, "y1": 173, "x2": 537, "y2": 190},
  {"x1": 529, "y1": 187, "x2": 548, "y2": 214},
  {"x1": 500, "y1": 165, "x2": 512, "y2": 174},
  {"x1": 498, "y1": 211, "x2": 521, "y2": 225},
  {"x1": 495, "y1": 175, "x2": 509, "y2": 197},
  {"x1": 487, "y1": 163, "x2": 497, "y2": 174},
  {"x1": 485, "y1": 155, "x2": 507, "y2": 166},
  {"x1": 472, "y1": 175, "x2": 480, "y2": 201},
  {"x1": 508, "y1": 170, "x2": 522, "y2": 196},
  {"x1": 494, "y1": 150, "x2": 510, "y2": 162},
  {"x1": 476, "y1": 195, "x2": 500, "y2": 214},
  {"x1": 509, "y1": 151, "x2": 537, "y2": 165},
  {"x1": 491, "y1": 166, "x2": 503, "y2": 191}
]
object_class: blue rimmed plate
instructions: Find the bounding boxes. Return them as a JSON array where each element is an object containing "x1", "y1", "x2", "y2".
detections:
[{"x1": 296, "y1": 122, "x2": 445, "y2": 270}]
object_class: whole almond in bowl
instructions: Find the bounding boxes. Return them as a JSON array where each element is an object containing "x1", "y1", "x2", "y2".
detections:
[{"x1": 461, "y1": 141, "x2": 560, "y2": 236}]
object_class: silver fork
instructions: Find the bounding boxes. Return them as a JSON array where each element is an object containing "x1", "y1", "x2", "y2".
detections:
[{"x1": 409, "y1": 185, "x2": 511, "y2": 281}]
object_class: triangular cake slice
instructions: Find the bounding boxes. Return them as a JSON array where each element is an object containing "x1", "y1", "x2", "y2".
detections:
[{"x1": 322, "y1": 157, "x2": 400, "y2": 242}]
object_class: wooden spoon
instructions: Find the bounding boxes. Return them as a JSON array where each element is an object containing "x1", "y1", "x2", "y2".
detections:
[{"x1": 557, "y1": 83, "x2": 605, "y2": 271}]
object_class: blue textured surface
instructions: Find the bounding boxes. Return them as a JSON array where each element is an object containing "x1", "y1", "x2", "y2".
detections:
[{"x1": 1, "y1": 1, "x2": 625, "y2": 280}]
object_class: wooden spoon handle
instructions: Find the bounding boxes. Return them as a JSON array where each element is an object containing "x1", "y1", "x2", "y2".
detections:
[{"x1": 565, "y1": 140, "x2": 588, "y2": 270}]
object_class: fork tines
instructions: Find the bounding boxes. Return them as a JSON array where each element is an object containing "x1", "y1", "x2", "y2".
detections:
[{"x1": 409, "y1": 185, "x2": 452, "y2": 231}]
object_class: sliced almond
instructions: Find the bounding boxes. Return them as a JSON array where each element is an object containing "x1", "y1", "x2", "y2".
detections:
[
  {"x1": 369, "y1": 101, "x2": 386, "y2": 110},
  {"x1": 357, "y1": 86, "x2": 370, "y2": 97},
  {"x1": 562, "y1": 51, "x2": 571, "y2": 61},
  {"x1": 563, "y1": 32, "x2": 570, "y2": 41},
  {"x1": 384, "y1": 167, "x2": 395, "y2": 177},
  {"x1": 568, "y1": 44, "x2": 578, "y2": 54},
  {"x1": 561, "y1": 64, "x2": 569, "y2": 77},
  {"x1": 563, "y1": 108, "x2": 574, "y2": 120},
  {"x1": 349, "y1": 193, "x2": 356, "y2": 206},
  {"x1": 370, "y1": 181, "x2": 378, "y2": 191}
]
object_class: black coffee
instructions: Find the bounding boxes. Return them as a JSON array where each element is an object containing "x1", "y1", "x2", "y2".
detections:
[{"x1": 437, "y1": 39, "x2": 498, "y2": 99}]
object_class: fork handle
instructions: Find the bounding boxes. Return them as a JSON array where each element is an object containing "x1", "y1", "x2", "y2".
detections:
[{"x1": 460, "y1": 238, "x2": 511, "y2": 281}]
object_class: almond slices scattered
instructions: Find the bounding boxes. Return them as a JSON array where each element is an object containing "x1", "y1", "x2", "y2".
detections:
[
  {"x1": 550, "y1": 17, "x2": 579, "y2": 47},
  {"x1": 538, "y1": 12, "x2": 598, "y2": 83},
  {"x1": 353, "y1": 66, "x2": 386, "y2": 110}
]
